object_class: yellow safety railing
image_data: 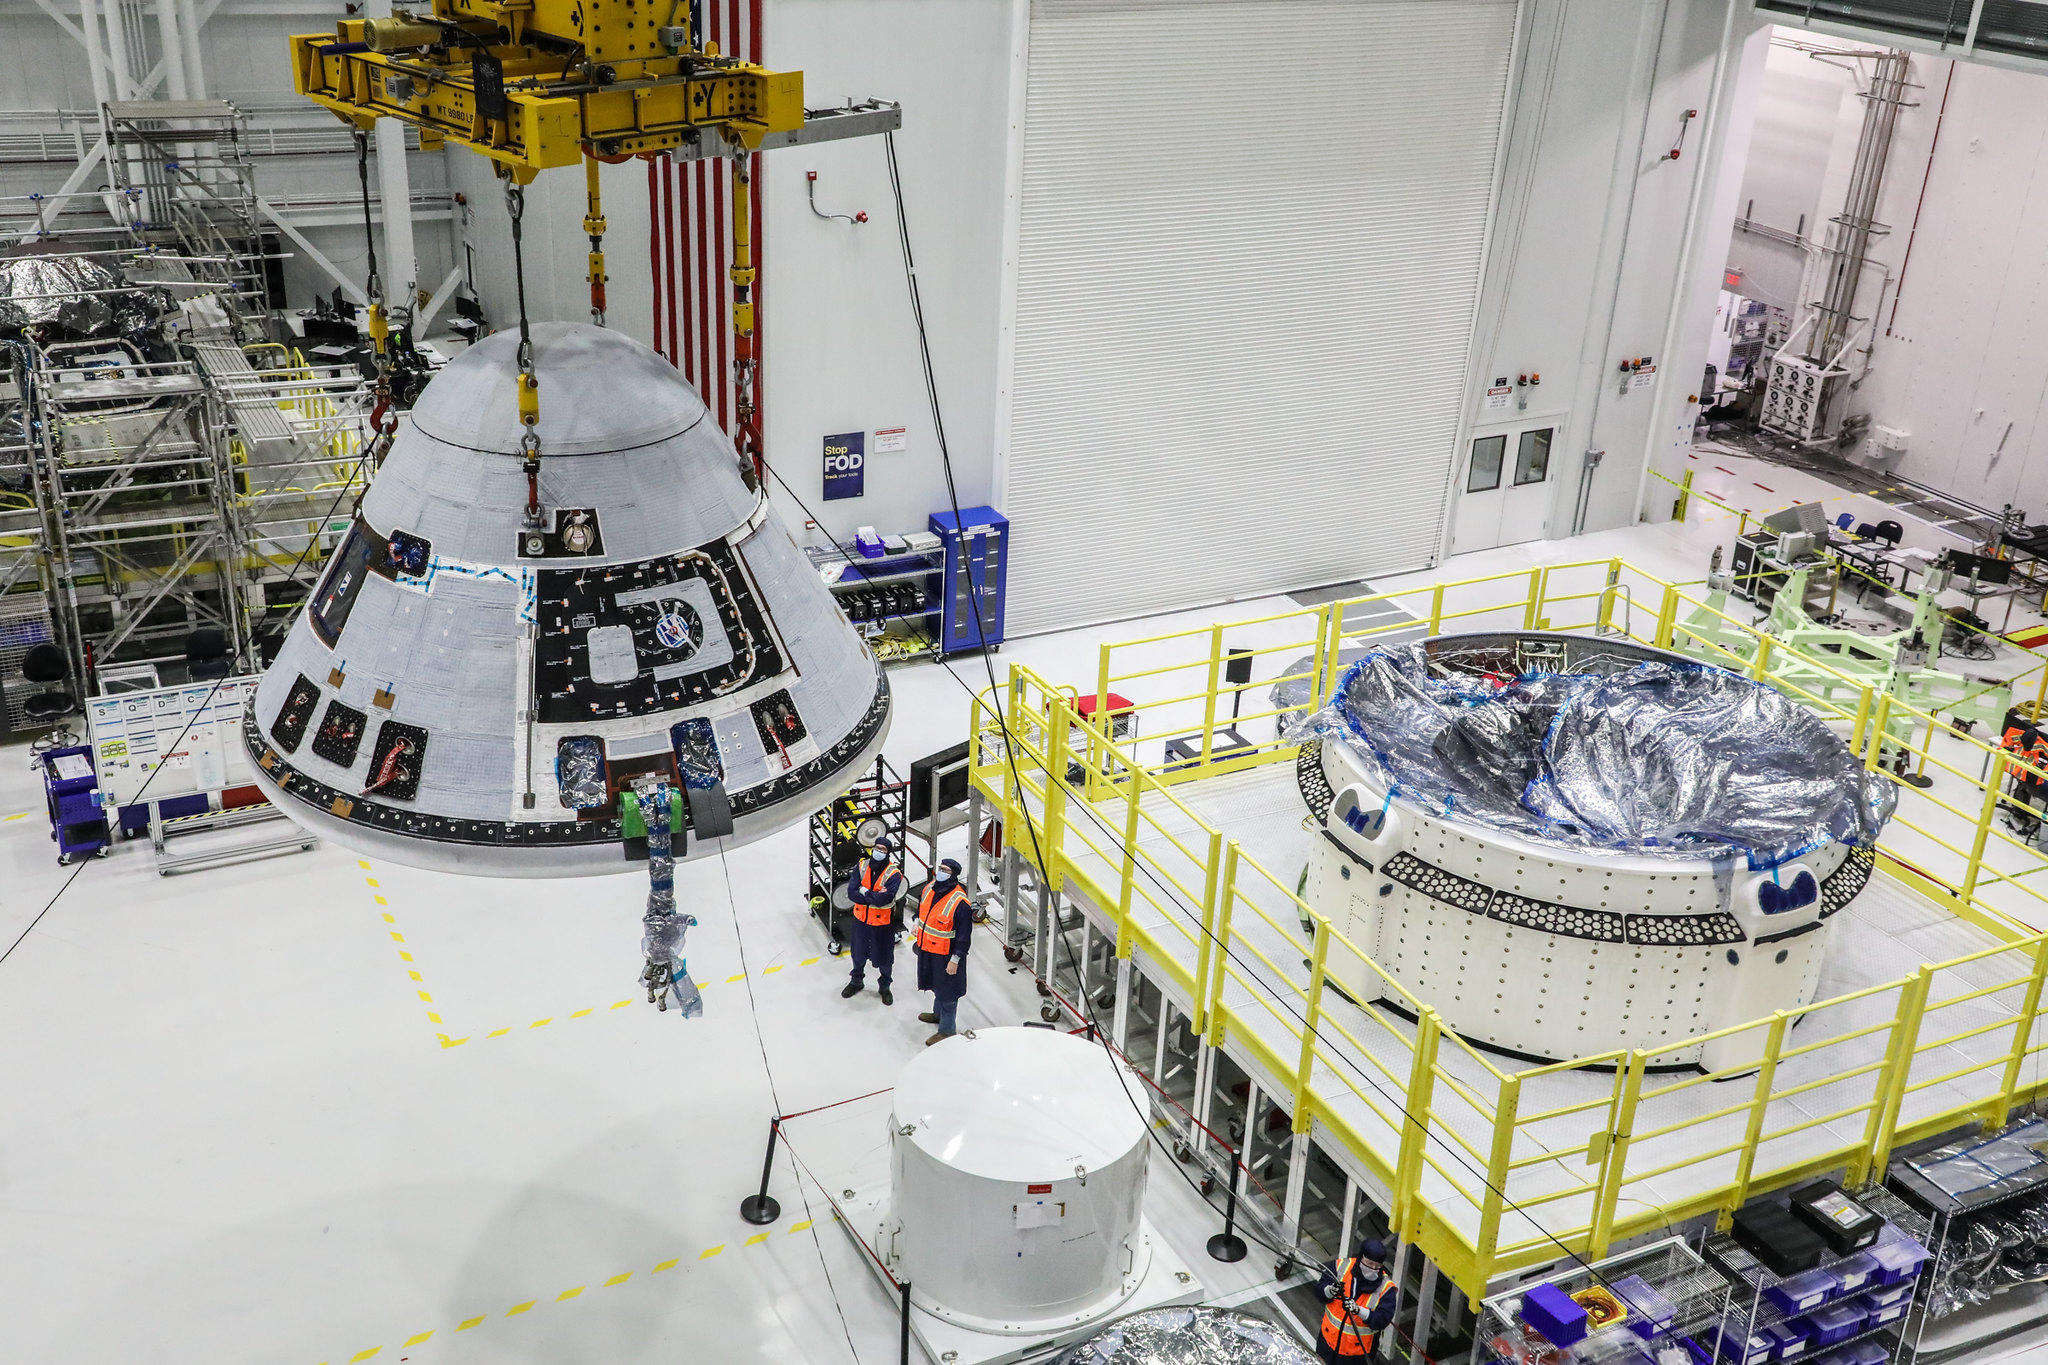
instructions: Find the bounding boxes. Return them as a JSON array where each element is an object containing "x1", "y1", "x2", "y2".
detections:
[{"x1": 968, "y1": 557, "x2": 2048, "y2": 1301}]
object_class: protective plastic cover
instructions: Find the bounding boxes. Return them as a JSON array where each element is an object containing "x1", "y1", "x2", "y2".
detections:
[
  {"x1": 1057, "y1": 1307, "x2": 1316, "y2": 1365},
  {"x1": 0, "y1": 251, "x2": 166, "y2": 338},
  {"x1": 1291, "y1": 645, "x2": 1895, "y2": 869}
]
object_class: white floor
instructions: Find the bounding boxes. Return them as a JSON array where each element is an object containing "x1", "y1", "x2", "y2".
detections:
[{"x1": 1, "y1": 485, "x2": 2042, "y2": 1364}]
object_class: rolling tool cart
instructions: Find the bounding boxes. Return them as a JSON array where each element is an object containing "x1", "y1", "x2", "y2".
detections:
[
  {"x1": 806, "y1": 755, "x2": 910, "y2": 955},
  {"x1": 40, "y1": 744, "x2": 110, "y2": 865}
]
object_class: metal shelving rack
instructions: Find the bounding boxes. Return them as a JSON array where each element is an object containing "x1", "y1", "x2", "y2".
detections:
[
  {"x1": 1476, "y1": 1236, "x2": 1735, "y2": 1365},
  {"x1": 1887, "y1": 1116, "x2": 2048, "y2": 1364},
  {"x1": 1702, "y1": 1187, "x2": 1931, "y2": 1365},
  {"x1": 804, "y1": 539, "x2": 945, "y2": 666}
]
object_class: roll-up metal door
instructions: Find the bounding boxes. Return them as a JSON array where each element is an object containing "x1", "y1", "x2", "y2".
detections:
[{"x1": 1004, "y1": 0, "x2": 1516, "y2": 634}]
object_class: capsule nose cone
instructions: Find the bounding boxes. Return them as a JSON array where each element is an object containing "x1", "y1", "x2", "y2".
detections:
[{"x1": 245, "y1": 323, "x2": 891, "y2": 876}]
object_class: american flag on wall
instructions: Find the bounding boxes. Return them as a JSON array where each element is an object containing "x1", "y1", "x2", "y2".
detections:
[{"x1": 649, "y1": 0, "x2": 765, "y2": 473}]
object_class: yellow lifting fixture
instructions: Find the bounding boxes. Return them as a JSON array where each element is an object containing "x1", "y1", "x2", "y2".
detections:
[{"x1": 289, "y1": 0, "x2": 898, "y2": 492}]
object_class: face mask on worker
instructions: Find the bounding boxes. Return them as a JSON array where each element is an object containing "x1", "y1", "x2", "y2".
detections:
[
  {"x1": 936, "y1": 867, "x2": 955, "y2": 884},
  {"x1": 870, "y1": 848, "x2": 888, "y2": 863}
]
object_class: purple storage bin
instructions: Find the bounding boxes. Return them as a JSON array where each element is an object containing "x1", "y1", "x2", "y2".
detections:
[
  {"x1": 1714, "y1": 1318, "x2": 1777, "y2": 1365},
  {"x1": 1522, "y1": 1281, "x2": 1589, "y2": 1347},
  {"x1": 1862, "y1": 1278, "x2": 1913, "y2": 1309},
  {"x1": 1867, "y1": 1228, "x2": 1929, "y2": 1286},
  {"x1": 1794, "y1": 1301, "x2": 1866, "y2": 1348},
  {"x1": 1612, "y1": 1273, "x2": 1678, "y2": 1342},
  {"x1": 1820, "y1": 1341, "x2": 1888, "y2": 1365},
  {"x1": 1765, "y1": 1268, "x2": 1839, "y2": 1316},
  {"x1": 1829, "y1": 1252, "x2": 1878, "y2": 1296},
  {"x1": 1855, "y1": 1291, "x2": 1908, "y2": 1328},
  {"x1": 1760, "y1": 1317, "x2": 1812, "y2": 1360}
]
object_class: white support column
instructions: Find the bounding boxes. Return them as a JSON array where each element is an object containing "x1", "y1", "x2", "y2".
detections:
[
  {"x1": 1151, "y1": 995, "x2": 1171, "y2": 1082},
  {"x1": 102, "y1": 0, "x2": 135, "y2": 101},
  {"x1": 1001, "y1": 844, "x2": 1020, "y2": 953},
  {"x1": 79, "y1": 0, "x2": 111, "y2": 111},
  {"x1": 177, "y1": 0, "x2": 205, "y2": 97},
  {"x1": 1282, "y1": 1130, "x2": 1311, "y2": 1251},
  {"x1": 1191, "y1": 1042, "x2": 1215, "y2": 1158},
  {"x1": 1413, "y1": 1254, "x2": 1441, "y2": 1361},
  {"x1": 1338, "y1": 1175, "x2": 1359, "y2": 1259},
  {"x1": 1111, "y1": 956, "x2": 1131, "y2": 1049},
  {"x1": 1383, "y1": 1241, "x2": 1411, "y2": 1361},
  {"x1": 154, "y1": 0, "x2": 187, "y2": 100},
  {"x1": 416, "y1": 263, "x2": 465, "y2": 330}
]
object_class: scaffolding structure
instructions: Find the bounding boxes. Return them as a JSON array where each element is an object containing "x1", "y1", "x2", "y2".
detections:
[{"x1": 101, "y1": 100, "x2": 270, "y2": 310}]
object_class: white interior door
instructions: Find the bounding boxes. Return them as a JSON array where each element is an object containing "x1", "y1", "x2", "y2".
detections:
[
  {"x1": 1454, "y1": 423, "x2": 1557, "y2": 554},
  {"x1": 1002, "y1": 0, "x2": 1517, "y2": 635}
]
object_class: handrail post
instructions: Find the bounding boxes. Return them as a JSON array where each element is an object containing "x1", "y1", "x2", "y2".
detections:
[
  {"x1": 1191, "y1": 830, "x2": 1223, "y2": 1036},
  {"x1": 1041, "y1": 696, "x2": 1072, "y2": 894},
  {"x1": 1393, "y1": 1007, "x2": 1444, "y2": 1244},
  {"x1": 1200, "y1": 623, "x2": 1224, "y2": 765},
  {"x1": 1864, "y1": 692, "x2": 1894, "y2": 770},
  {"x1": 1114, "y1": 758, "x2": 1143, "y2": 958},
  {"x1": 1473, "y1": 1070, "x2": 1519, "y2": 1270},
  {"x1": 1292, "y1": 918, "x2": 1332, "y2": 1134},
  {"x1": 1206, "y1": 840, "x2": 1240, "y2": 1048},
  {"x1": 1675, "y1": 468, "x2": 1694, "y2": 522},
  {"x1": 1523, "y1": 567, "x2": 1542, "y2": 630},
  {"x1": 1655, "y1": 582, "x2": 1679, "y2": 648},
  {"x1": 1858, "y1": 965, "x2": 1934, "y2": 1185},
  {"x1": 1992, "y1": 935, "x2": 2048, "y2": 1131},
  {"x1": 1751, "y1": 634, "x2": 1775, "y2": 683},
  {"x1": 1723, "y1": 1012, "x2": 1789, "y2": 1228},
  {"x1": 1850, "y1": 685, "x2": 1873, "y2": 756},
  {"x1": 1588, "y1": 1050, "x2": 1645, "y2": 1261},
  {"x1": 1598, "y1": 559, "x2": 1621, "y2": 633},
  {"x1": 1429, "y1": 582, "x2": 1445, "y2": 634},
  {"x1": 1961, "y1": 751, "x2": 2010, "y2": 907}
]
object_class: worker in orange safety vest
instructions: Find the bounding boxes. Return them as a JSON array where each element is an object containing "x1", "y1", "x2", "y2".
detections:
[
  {"x1": 910, "y1": 858, "x2": 971, "y2": 1046},
  {"x1": 1318, "y1": 1236, "x2": 1397, "y2": 1361},
  {"x1": 841, "y1": 837, "x2": 905, "y2": 1005}
]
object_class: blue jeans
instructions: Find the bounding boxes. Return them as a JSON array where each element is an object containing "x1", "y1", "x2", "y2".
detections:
[{"x1": 934, "y1": 995, "x2": 958, "y2": 1036}]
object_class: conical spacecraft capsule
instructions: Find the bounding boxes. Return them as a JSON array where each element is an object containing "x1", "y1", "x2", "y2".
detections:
[{"x1": 243, "y1": 323, "x2": 891, "y2": 875}]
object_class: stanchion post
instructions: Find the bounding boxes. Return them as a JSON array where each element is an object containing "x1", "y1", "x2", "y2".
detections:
[
  {"x1": 739, "y1": 1116, "x2": 783, "y2": 1225},
  {"x1": 1208, "y1": 1149, "x2": 1249, "y2": 1262}
]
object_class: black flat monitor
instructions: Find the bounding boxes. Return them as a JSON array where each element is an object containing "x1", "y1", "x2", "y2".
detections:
[
  {"x1": 1947, "y1": 551, "x2": 2012, "y2": 586},
  {"x1": 909, "y1": 741, "x2": 971, "y2": 823}
]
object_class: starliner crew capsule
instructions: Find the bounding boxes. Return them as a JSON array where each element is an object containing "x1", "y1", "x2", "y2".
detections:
[{"x1": 244, "y1": 322, "x2": 892, "y2": 876}]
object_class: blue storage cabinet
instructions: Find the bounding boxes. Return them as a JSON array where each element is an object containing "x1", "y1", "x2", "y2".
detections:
[
  {"x1": 40, "y1": 745, "x2": 110, "y2": 864},
  {"x1": 930, "y1": 507, "x2": 1007, "y2": 657}
]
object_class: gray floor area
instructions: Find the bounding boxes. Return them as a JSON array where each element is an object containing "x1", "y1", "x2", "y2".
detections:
[{"x1": 1051, "y1": 761, "x2": 2038, "y2": 1264}]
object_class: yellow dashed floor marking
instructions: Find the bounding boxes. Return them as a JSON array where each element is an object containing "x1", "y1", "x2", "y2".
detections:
[
  {"x1": 698, "y1": 1245, "x2": 724, "y2": 1259},
  {"x1": 605, "y1": 1272, "x2": 632, "y2": 1287},
  {"x1": 611, "y1": 999, "x2": 632, "y2": 1009},
  {"x1": 790, "y1": 1220, "x2": 813, "y2": 1234},
  {"x1": 726, "y1": 973, "x2": 746, "y2": 983},
  {"x1": 457, "y1": 1317, "x2": 484, "y2": 1331},
  {"x1": 764, "y1": 964, "x2": 783, "y2": 974},
  {"x1": 403, "y1": 1331, "x2": 432, "y2": 1346},
  {"x1": 506, "y1": 1301, "x2": 535, "y2": 1316},
  {"x1": 557, "y1": 1286, "x2": 583, "y2": 1301},
  {"x1": 570, "y1": 1008, "x2": 591, "y2": 1018},
  {"x1": 349, "y1": 1349, "x2": 381, "y2": 1363},
  {"x1": 530, "y1": 1017, "x2": 552, "y2": 1028},
  {"x1": 653, "y1": 1258, "x2": 679, "y2": 1272},
  {"x1": 3, "y1": 812, "x2": 28, "y2": 821},
  {"x1": 800, "y1": 956, "x2": 821, "y2": 966},
  {"x1": 487, "y1": 1028, "x2": 509, "y2": 1038}
]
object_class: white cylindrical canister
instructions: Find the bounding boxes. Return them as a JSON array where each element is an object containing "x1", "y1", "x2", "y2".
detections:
[{"x1": 888, "y1": 1027, "x2": 1153, "y2": 1333}]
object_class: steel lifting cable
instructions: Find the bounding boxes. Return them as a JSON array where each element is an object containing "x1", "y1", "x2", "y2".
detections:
[
  {"x1": 504, "y1": 176, "x2": 544, "y2": 537},
  {"x1": 353, "y1": 127, "x2": 400, "y2": 465}
]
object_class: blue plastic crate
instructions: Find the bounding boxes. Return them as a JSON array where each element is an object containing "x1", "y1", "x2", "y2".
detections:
[
  {"x1": 1521, "y1": 1281, "x2": 1589, "y2": 1347},
  {"x1": 1828, "y1": 1251, "x2": 1878, "y2": 1297},
  {"x1": 1793, "y1": 1301, "x2": 1865, "y2": 1348},
  {"x1": 1764, "y1": 1267, "x2": 1838, "y2": 1315},
  {"x1": 1612, "y1": 1273, "x2": 1677, "y2": 1342}
]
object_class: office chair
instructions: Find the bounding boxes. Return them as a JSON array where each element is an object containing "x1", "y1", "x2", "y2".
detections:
[
  {"x1": 1855, "y1": 522, "x2": 1879, "y2": 540},
  {"x1": 1874, "y1": 520, "x2": 1904, "y2": 547},
  {"x1": 19, "y1": 642, "x2": 77, "y2": 750},
  {"x1": 186, "y1": 627, "x2": 233, "y2": 681},
  {"x1": 1836, "y1": 513, "x2": 1856, "y2": 531}
]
